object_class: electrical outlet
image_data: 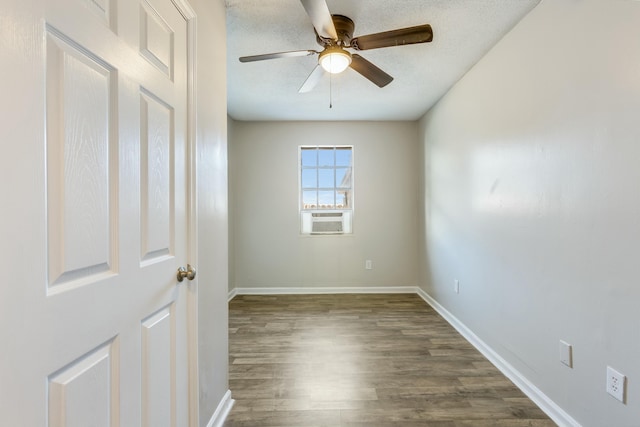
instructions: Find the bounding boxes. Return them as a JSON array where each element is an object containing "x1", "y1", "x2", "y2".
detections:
[
  {"x1": 606, "y1": 366, "x2": 626, "y2": 403},
  {"x1": 365, "y1": 260, "x2": 372, "y2": 270},
  {"x1": 454, "y1": 279, "x2": 459, "y2": 294},
  {"x1": 559, "y1": 340, "x2": 572, "y2": 368}
]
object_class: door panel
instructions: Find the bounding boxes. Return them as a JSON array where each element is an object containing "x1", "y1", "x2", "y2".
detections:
[
  {"x1": 0, "y1": 0, "x2": 193, "y2": 425},
  {"x1": 48, "y1": 339, "x2": 119, "y2": 427},
  {"x1": 45, "y1": 26, "x2": 118, "y2": 294},
  {"x1": 140, "y1": 0, "x2": 175, "y2": 78},
  {"x1": 140, "y1": 88, "x2": 174, "y2": 264},
  {"x1": 142, "y1": 305, "x2": 175, "y2": 427}
]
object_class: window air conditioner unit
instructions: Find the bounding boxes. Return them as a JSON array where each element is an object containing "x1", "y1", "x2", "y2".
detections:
[
  {"x1": 311, "y1": 212, "x2": 344, "y2": 234},
  {"x1": 300, "y1": 211, "x2": 352, "y2": 235}
]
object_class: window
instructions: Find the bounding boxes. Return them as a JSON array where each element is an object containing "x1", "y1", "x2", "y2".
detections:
[{"x1": 299, "y1": 146, "x2": 353, "y2": 234}]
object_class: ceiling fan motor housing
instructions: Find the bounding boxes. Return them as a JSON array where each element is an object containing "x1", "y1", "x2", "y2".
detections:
[{"x1": 316, "y1": 14, "x2": 355, "y2": 46}]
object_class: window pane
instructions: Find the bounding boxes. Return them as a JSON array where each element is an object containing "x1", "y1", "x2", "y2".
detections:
[
  {"x1": 335, "y1": 148, "x2": 351, "y2": 166},
  {"x1": 301, "y1": 148, "x2": 317, "y2": 167},
  {"x1": 318, "y1": 148, "x2": 334, "y2": 167},
  {"x1": 318, "y1": 190, "x2": 334, "y2": 208},
  {"x1": 336, "y1": 168, "x2": 351, "y2": 188},
  {"x1": 318, "y1": 169, "x2": 334, "y2": 188},
  {"x1": 302, "y1": 190, "x2": 317, "y2": 209},
  {"x1": 301, "y1": 169, "x2": 317, "y2": 188}
]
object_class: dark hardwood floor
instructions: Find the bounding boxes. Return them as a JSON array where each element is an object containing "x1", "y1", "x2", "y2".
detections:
[{"x1": 224, "y1": 293, "x2": 556, "y2": 427}]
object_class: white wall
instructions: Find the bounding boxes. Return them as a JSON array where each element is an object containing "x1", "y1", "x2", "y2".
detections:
[
  {"x1": 191, "y1": 0, "x2": 229, "y2": 425},
  {"x1": 229, "y1": 120, "x2": 419, "y2": 291},
  {"x1": 418, "y1": 1, "x2": 640, "y2": 425}
]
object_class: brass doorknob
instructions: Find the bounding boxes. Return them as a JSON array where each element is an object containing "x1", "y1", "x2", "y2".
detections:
[{"x1": 177, "y1": 264, "x2": 196, "y2": 282}]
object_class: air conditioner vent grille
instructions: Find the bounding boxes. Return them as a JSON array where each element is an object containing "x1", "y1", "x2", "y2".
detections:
[
  {"x1": 312, "y1": 212, "x2": 343, "y2": 218},
  {"x1": 312, "y1": 220, "x2": 343, "y2": 234}
]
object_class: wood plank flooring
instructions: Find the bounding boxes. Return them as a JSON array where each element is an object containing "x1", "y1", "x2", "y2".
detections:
[{"x1": 224, "y1": 293, "x2": 556, "y2": 427}]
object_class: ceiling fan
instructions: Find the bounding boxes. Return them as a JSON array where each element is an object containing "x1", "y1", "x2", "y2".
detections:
[{"x1": 239, "y1": 0, "x2": 434, "y2": 93}]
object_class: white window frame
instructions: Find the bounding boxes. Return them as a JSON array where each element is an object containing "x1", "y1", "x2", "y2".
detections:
[{"x1": 299, "y1": 145, "x2": 354, "y2": 235}]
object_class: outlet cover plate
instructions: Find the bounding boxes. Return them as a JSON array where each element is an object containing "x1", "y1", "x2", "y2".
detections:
[
  {"x1": 606, "y1": 366, "x2": 626, "y2": 403},
  {"x1": 559, "y1": 340, "x2": 572, "y2": 368}
]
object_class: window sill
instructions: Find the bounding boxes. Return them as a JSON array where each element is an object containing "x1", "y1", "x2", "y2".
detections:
[{"x1": 298, "y1": 232, "x2": 355, "y2": 238}]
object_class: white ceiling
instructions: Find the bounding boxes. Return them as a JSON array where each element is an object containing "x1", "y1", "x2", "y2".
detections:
[{"x1": 226, "y1": 0, "x2": 540, "y2": 122}]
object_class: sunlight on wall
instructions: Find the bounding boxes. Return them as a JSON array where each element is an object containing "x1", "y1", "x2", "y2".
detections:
[{"x1": 471, "y1": 145, "x2": 545, "y2": 217}]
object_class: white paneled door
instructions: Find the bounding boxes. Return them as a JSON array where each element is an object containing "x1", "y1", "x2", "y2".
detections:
[{"x1": 0, "y1": 0, "x2": 196, "y2": 425}]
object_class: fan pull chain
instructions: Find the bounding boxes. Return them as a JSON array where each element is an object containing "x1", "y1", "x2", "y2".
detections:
[{"x1": 329, "y1": 70, "x2": 333, "y2": 109}]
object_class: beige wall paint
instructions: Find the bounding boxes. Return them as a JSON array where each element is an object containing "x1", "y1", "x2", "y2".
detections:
[
  {"x1": 229, "y1": 120, "x2": 419, "y2": 291},
  {"x1": 418, "y1": 1, "x2": 640, "y2": 425},
  {"x1": 227, "y1": 116, "x2": 237, "y2": 295},
  {"x1": 192, "y1": 0, "x2": 229, "y2": 424}
]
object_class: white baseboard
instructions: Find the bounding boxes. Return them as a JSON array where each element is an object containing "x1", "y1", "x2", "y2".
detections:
[
  {"x1": 227, "y1": 287, "x2": 237, "y2": 302},
  {"x1": 229, "y1": 285, "x2": 418, "y2": 300},
  {"x1": 205, "y1": 390, "x2": 234, "y2": 427},
  {"x1": 414, "y1": 288, "x2": 581, "y2": 427}
]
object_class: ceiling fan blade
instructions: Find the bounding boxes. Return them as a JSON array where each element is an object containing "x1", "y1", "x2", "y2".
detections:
[
  {"x1": 239, "y1": 50, "x2": 317, "y2": 63},
  {"x1": 349, "y1": 54, "x2": 393, "y2": 88},
  {"x1": 299, "y1": 0, "x2": 338, "y2": 40},
  {"x1": 299, "y1": 65, "x2": 325, "y2": 93},
  {"x1": 351, "y1": 24, "x2": 433, "y2": 51}
]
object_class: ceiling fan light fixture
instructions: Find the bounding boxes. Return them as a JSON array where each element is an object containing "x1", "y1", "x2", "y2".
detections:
[{"x1": 319, "y1": 47, "x2": 352, "y2": 74}]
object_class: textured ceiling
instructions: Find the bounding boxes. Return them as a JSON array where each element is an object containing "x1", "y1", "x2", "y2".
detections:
[{"x1": 226, "y1": 0, "x2": 540, "y2": 121}]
